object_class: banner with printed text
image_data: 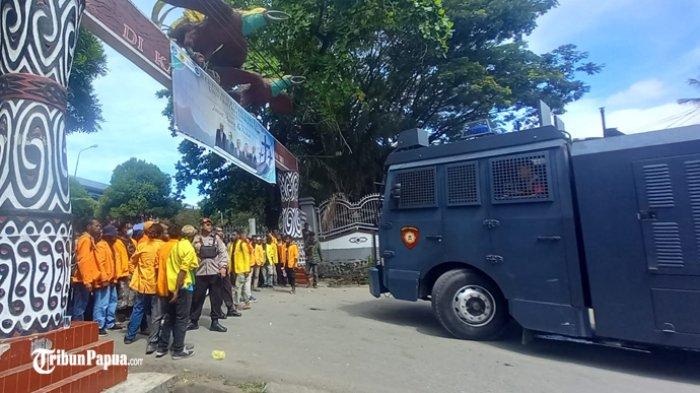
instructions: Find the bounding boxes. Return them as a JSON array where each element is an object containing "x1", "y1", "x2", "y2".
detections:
[{"x1": 170, "y1": 43, "x2": 276, "y2": 184}]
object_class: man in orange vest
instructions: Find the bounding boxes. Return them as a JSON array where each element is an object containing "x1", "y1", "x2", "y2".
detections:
[
  {"x1": 69, "y1": 219, "x2": 102, "y2": 321},
  {"x1": 277, "y1": 232, "x2": 288, "y2": 287},
  {"x1": 93, "y1": 225, "x2": 120, "y2": 335},
  {"x1": 285, "y1": 236, "x2": 299, "y2": 294},
  {"x1": 148, "y1": 222, "x2": 179, "y2": 354},
  {"x1": 125, "y1": 223, "x2": 164, "y2": 344}
]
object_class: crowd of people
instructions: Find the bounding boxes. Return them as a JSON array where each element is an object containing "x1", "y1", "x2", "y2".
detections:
[{"x1": 68, "y1": 217, "x2": 323, "y2": 360}]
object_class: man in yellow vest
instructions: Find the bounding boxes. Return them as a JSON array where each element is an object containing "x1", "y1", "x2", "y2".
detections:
[
  {"x1": 264, "y1": 233, "x2": 278, "y2": 286},
  {"x1": 252, "y1": 236, "x2": 266, "y2": 291},
  {"x1": 234, "y1": 232, "x2": 253, "y2": 309},
  {"x1": 156, "y1": 225, "x2": 199, "y2": 360}
]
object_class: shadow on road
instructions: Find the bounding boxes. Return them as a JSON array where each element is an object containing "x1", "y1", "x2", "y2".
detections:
[{"x1": 341, "y1": 298, "x2": 700, "y2": 386}]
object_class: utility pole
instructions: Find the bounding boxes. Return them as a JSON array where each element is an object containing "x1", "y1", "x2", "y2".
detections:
[{"x1": 599, "y1": 107, "x2": 607, "y2": 135}]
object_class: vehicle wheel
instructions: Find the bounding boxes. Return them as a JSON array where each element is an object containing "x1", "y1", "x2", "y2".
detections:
[{"x1": 431, "y1": 269, "x2": 508, "y2": 340}]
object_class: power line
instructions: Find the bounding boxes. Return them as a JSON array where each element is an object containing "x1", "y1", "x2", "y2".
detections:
[{"x1": 667, "y1": 108, "x2": 699, "y2": 128}]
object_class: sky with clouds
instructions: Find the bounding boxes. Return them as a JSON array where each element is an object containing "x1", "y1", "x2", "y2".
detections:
[
  {"x1": 67, "y1": 0, "x2": 700, "y2": 205},
  {"x1": 527, "y1": 0, "x2": 700, "y2": 138}
]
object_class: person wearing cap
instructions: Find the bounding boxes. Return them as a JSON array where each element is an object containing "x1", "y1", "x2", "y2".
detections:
[
  {"x1": 94, "y1": 225, "x2": 120, "y2": 335},
  {"x1": 125, "y1": 223, "x2": 164, "y2": 344},
  {"x1": 69, "y1": 219, "x2": 102, "y2": 321},
  {"x1": 189, "y1": 218, "x2": 229, "y2": 332},
  {"x1": 138, "y1": 220, "x2": 155, "y2": 245},
  {"x1": 157, "y1": 225, "x2": 199, "y2": 360}
]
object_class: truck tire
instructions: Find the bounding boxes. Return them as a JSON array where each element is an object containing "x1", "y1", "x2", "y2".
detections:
[{"x1": 431, "y1": 269, "x2": 508, "y2": 340}]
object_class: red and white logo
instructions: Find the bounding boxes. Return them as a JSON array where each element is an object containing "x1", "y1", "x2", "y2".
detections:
[{"x1": 401, "y1": 226, "x2": 419, "y2": 249}]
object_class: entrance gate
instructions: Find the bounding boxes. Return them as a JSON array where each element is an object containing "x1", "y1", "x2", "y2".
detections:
[{"x1": 0, "y1": 0, "x2": 301, "y2": 338}]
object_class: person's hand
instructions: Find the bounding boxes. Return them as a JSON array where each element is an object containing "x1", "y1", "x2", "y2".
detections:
[
  {"x1": 170, "y1": 290, "x2": 179, "y2": 304},
  {"x1": 219, "y1": 267, "x2": 227, "y2": 277},
  {"x1": 85, "y1": 283, "x2": 93, "y2": 292}
]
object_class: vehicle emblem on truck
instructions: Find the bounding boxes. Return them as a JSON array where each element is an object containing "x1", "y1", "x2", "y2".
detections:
[{"x1": 401, "y1": 226, "x2": 419, "y2": 249}]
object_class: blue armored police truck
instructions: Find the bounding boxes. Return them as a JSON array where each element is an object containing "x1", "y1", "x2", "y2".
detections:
[{"x1": 370, "y1": 124, "x2": 700, "y2": 350}]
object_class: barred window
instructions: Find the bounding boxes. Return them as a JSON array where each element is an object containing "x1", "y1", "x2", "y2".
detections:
[
  {"x1": 446, "y1": 162, "x2": 480, "y2": 206},
  {"x1": 394, "y1": 167, "x2": 437, "y2": 208},
  {"x1": 490, "y1": 152, "x2": 551, "y2": 203}
]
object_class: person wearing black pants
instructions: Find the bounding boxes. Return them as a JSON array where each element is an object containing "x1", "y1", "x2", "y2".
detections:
[
  {"x1": 189, "y1": 274, "x2": 226, "y2": 325},
  {"x1": 285, "y1": 236, "x2": 299, "y2": 294},
  {"x1": 285, "y1": 267, "x2": 296, "y2": 292},
  {"x1": 158, "y1": 289, "x2": 193, "y2": 359},
  {"x1": 157, "y1": 224, "x2": 199, "y2": 359},
  {"x1": 188, "y1": 218, "x2": 229, "y2": 332}
]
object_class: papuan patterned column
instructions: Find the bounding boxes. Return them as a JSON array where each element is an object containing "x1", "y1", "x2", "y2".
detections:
[
  {"x1": 0, "y1": 0, "x2": 85, "y2": 337},
  {"x1": 278, "y1": 171, "x2": 303, "y2": 238},
  {"x1": 278, "y1": 170, "x2": 306, "y2": 263}
]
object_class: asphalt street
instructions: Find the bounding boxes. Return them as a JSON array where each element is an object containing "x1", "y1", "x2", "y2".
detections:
[{"x1": 111, "y1": 285, "x2": 700, "y2": 393}]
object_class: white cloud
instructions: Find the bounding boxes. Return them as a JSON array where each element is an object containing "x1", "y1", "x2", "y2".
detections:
[
  {"x1": 605, "y1": 79, "x2": 667, "y2": 107},
  {"x1": 561, "y1": 98, "x2": 700, "y2": 139}
]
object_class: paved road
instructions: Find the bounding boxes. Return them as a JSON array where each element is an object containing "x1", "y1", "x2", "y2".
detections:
[{"x1": 112, "y1": 285, "x2": 700, "y2": 393}]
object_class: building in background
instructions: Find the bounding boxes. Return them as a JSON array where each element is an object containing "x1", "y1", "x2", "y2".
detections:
[{"x1": 75, "y1": 177, "x2": 109, "y2": 199}]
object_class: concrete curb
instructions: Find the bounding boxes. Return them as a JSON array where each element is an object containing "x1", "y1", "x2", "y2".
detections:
[{"x1": 105, "y1": 372, "x2": 177, "y2": 393}]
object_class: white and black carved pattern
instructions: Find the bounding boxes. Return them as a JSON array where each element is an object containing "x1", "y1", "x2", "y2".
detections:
[
  {"x1": 0, "y1": 100, "x2": 70, "y2": 213},
  {"x1": 278, "y1": 171, "x2": 299, "y2": 203},
  {"x1": 279, "y1": 207, "x2": 303, "y2": 238},
  {"x1": 0, "y1": 0, "x2": 85, "y2": 87},
  {"x1": 0, "y1": 216, "x2": 72, "y2": 335}
]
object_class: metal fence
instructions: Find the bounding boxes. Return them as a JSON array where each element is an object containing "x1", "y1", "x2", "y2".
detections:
[{"x1": 317, "y1": 193, "x2": 382, "y2": 239}]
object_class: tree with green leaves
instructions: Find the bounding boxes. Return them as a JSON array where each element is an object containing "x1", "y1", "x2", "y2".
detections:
[
  {"x1": 68, "y1": 28, "x2": 107, "y2": 134},
  {"x1": 70, "y1": 178, "x2": 98, "y2": 232},
  {"x1": 98, "y1": 158, "x2": 180, "y2": 221},
  {"x1": 169, "y1": 0, "x2": 601, "y2": 217}
]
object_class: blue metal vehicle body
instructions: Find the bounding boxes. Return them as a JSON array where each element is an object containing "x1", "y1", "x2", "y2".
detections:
[{"x1": 370, "y1": 124, "x2": 700, "y2": 349}]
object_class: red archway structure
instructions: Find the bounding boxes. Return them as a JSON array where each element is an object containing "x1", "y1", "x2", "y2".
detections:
[{"x1": 0, "y1": 0, "x2": 302, "y2": 340}]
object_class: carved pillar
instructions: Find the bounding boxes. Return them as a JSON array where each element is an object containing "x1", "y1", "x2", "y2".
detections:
[
  {"x1": 278, "y1": 171, "x2": 303, "y2": 238},
  {"x1": 0, "y1": 0, "x2": 85, "y2": 337}
]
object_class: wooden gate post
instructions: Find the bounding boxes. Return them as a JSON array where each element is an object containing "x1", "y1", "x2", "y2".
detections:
[{"x1": 0, "y1": 0, "x2": 85, "y2": 336}]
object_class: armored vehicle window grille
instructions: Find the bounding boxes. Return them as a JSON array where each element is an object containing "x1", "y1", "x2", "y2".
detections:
[
  {"x1": 490, "y1": 153, "x2": 551, "y2": 203},
  {"x1": 643, "y1": 163, "x2": 675, "y2": 208},
  {"x1": 395, "y1": 167, "x2": 437, "y2": 209},
  {"x1": 446, "y1": 163, "x2": 479, "y2": 206}
]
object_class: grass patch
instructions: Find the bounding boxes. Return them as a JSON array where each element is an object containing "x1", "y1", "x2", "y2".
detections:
[{"x1": 238, "y1": 382, "x2": 267, "y2": 393}]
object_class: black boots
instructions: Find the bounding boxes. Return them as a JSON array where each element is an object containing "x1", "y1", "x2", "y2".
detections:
[{"x1": 210, "y1": 320, "x2": 227, "y2": 332}]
